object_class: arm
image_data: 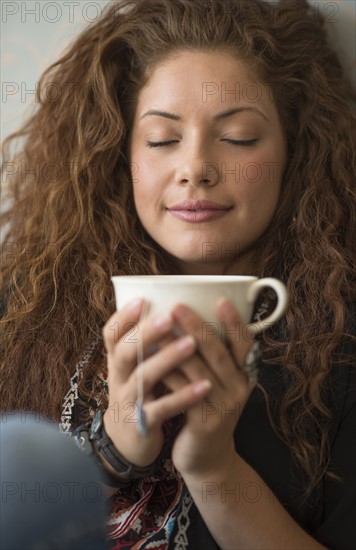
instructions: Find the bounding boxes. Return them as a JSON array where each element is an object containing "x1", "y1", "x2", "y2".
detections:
[
  {"x1": 168, "y1": 301, "x2": 329, "y2": 550},
  {"x1": 182, "y1": 450, "x2": 328, "y2": 550}
]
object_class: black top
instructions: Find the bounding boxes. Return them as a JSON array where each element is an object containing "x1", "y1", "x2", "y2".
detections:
[{"x1": 169, "y1": 326, "x2": 356, "y2": 550}]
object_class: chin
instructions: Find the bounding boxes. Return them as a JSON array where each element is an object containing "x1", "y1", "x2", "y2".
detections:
[
  {"x1": 170, "y1": 250, "x2": 206, "y2": 264},
  {"x1": 170, "y1": 253, "x2": 222, "y2": 274}
]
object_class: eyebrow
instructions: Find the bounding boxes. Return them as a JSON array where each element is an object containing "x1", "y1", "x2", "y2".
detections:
[
  {"x1": 214, "y1": 107, "x2": 268, "y2": 121},
  {"x1": 140, "y1": 107, "x2": 268, "y2": 121}
]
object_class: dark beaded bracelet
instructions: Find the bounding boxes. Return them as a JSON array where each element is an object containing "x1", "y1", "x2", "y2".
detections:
[
  {"x1": 74, "y1": 424, "x2": 130, "y2": 488},
  {"x1": 74, "y1": 409, "x2": 158, "y2": 488}
]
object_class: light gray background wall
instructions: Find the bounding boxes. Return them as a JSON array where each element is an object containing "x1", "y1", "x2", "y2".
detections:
[{"x1": 1, "y1": 0, "x2": 355, "y2": 144}]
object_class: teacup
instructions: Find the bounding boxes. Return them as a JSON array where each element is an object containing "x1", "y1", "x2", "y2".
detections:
[{"x1": 111, "y1": 275, "x2": 288, "y2": 337}]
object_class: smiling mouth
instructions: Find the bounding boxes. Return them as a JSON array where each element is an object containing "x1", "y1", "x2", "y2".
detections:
[{"x1": 167, "y1": 207, "x2": 232, "y2": 223}]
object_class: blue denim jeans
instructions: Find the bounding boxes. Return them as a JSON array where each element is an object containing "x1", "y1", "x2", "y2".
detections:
[{"x1": 1, "y1": 412, "x2": 109, "y2": 549}]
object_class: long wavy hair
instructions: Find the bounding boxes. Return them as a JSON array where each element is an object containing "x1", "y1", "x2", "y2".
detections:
[{"x1": 1, "y1": 0, "x2": 355, "y2": 503}]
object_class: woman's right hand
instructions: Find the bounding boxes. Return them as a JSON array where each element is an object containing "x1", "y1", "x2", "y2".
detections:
[{"x1": 102, "y1": 298, "x2": 212, "y2": 468}]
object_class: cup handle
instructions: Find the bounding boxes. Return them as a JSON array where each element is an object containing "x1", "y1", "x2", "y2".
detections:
[{"x1": 246, "y1": 278, "x2": 288, "y2": 336}]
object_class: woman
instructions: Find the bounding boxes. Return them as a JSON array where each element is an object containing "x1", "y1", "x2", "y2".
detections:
[{"x1": 1, "y1": 0, "x2": 355, "y2": 548}]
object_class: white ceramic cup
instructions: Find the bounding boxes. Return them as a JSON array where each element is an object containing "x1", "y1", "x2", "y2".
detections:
[{"x1": 111, "y1": 275, "x2": 288, "y2": 337}]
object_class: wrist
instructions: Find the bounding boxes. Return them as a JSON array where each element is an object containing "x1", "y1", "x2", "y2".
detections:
[
  {"x1": 74, "y1": 420, "x2": 132, "y2": 488},
  {"x1": 91, "y1": 438, "x2": 134, "y2": 486},
  {"x1": 74, "y1": 410, "x2": 159, "y2": 488},
  {"x1": 179, "y1": 442, "x2": 238, "y2": 484}
]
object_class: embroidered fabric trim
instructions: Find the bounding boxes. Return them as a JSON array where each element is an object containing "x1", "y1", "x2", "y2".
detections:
[
  {"x1": 173, "y1": 489, "x2": 193, "y2": 549},
  {"x1": 59, "y1": 337, "x2": 100, "y2": 436}
]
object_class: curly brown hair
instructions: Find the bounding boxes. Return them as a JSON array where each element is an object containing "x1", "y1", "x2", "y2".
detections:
[{"x1": 1, "y1": 0, "x2": 355, "y2": 503}]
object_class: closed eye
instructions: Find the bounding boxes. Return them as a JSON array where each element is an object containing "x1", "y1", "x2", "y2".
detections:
[
  {"x1": 223, "y1": 139, "x2": 258, "y2": 147},
  {"x1": 146, "y1": 140, "x2": 179, "y2": 148},
  {"x1": 146, "y1": 138, "x2": 259, "y2": 148}
]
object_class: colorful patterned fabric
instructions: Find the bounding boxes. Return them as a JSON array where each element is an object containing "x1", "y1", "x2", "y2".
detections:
[{"x1": 106, "y1": 416, "x2": 186, "y2": 549}]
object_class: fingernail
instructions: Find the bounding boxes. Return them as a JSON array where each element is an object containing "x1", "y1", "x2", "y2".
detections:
[
  {"x1": 193, "y1": 379, "x2": 212, "y2": 395},
  {"x1": 176, "y1": 335, "x2": 195, "y2": 351},
  {"x1": 216, "y1": 297, "x2": 237, "y2": 320},
  {"x1": 126, "y1": 298, "x2": 144, "y2": 313},
  {"x1": 153, "y1": 313, "x2": 172, "y2": 330}
]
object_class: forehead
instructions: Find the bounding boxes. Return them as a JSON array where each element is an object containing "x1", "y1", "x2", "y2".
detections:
[{"x1": 136, "y1": 50, "x2": 272, "y2": 115}]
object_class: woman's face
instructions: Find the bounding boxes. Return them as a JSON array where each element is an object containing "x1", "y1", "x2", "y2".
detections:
[{"x1": 129, "y1": 50, "x2": 287, "y2": 274}]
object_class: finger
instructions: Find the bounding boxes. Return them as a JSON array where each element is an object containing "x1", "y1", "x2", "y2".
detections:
[
  {"x1": 103, "y1": 298, "x2": 145, "y2": 353},
  {"x1": 146, "y1": 379, "x2": 213, "y2": 428},
  {"x1": 174, "y1": 352, "x2": 221, "y2": 389},
  {"x1": 158, "y1": 326, "x2": 221, "y2": 389},
  {"x1": 162, "y1": 370, "x2": 189, "y2": 393},
  {"x1": 215, "y1": 298, "x2": 256, "y2": 375},
  {"x1": 130, "y1": 335, "x2": 196, "y2": 392},
  {"x1": 156, "y1": 338, "x2": 218, "y2": 394},
  {"x1": 171, "y1": 304, "x2": 237, "y2": 386},
  {"x1": 109, "y1": 311, "x2": 176, "y2": 383}
]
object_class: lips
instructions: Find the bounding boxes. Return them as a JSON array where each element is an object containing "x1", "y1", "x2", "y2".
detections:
[
  {"x1": 167, "y1": 200, "x2": 232, "y2": 223},
  {"x1": 168, "y1": 200, "x2": 231, "y2": 211}
]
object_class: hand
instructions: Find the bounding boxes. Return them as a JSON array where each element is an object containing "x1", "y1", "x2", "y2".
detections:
[
  {"x1": 165, "y1": 298, "x2": 257, "y2": 477},
  {"x1": 102, "y1": 298, "x2": 212, "y2": 468}
]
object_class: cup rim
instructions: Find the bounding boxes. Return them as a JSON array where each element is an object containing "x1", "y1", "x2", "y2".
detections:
[{"x1": 111, "y1": 275, "x2": 258, "y2": 283}]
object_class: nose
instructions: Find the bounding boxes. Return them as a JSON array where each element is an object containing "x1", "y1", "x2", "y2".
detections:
[{"x1": 175, "y1": 148, "x2": 219, "y2": 188}]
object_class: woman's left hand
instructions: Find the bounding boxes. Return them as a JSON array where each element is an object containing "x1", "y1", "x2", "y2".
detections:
[{"x1": 166, "y1": 298, "x2": 258, "y2": 477}]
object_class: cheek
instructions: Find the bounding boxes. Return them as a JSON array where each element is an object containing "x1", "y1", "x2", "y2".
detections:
[
  {"x1": 131, "y1": 156, "x2": 154, "y2": 204},
  {"x1": 239, "y1": 150, "x2": 283, "y2": 215},
  {"x1": 259, "y1": 140, "x2": 284, "y2": 186}
]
